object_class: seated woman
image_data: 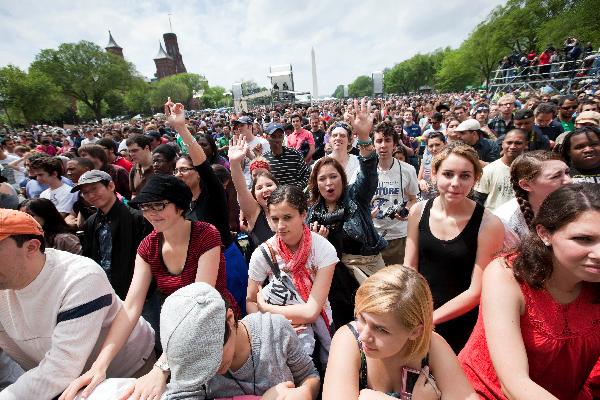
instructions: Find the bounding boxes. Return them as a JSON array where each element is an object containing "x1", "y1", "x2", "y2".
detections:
[
  {"x1": 60, "y1": 174, "x2": 237, "y2": 400},
  {"x1": 459, "y1": 183, "x2": 600, "y2": 399},
  {"x1": 494, "y1": 150, "x2": 571, "y2": 251},
  {"x1": 20, "y1": 198, "x2": 81, "y2": 254},
  {"x1": 247, "y1": 185, "x2": 337, "y2": 368},
  {"x1": 307, "y1": 98, "x2": 387, "y2": 327},
  {"x1": 323, "y1": 265, "x2": 478, "y2": 400}
]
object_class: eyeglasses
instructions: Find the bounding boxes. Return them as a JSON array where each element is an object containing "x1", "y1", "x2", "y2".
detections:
[
  {"x1": 173, "y1": 167, "x2": 196, "y2": 175},
  {"x1": 139, "y1": 201, "x2": 170, "y2": 212}
]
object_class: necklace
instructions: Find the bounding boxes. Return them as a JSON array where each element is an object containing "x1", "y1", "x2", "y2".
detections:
[{"x1": 226, "y1": 322, "x2": 256, "y2": 395}]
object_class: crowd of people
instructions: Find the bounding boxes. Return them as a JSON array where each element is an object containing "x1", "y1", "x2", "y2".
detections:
[{"x1": 0, "y1": 87, "x2": 598, "y2": 400}]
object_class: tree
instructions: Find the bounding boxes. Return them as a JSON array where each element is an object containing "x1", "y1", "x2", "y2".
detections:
[
  {"x1": 332, "y1": 85, "x2": 344, "y2": 98},
  {"x1": 30, "y1": 40, "x2": 138, "y2": 124},
  {"x1": 241, "y1": 80, "x2": 267, "y2": 96},
  {"x1": 124, "y1": 78, "x2": 152, "y2": 116},
  {"x1": 201, "y1": 86, "x2": 228, "y2": 109},
  {"x1": 435, "y1": 49, "x2": 479, "y2": 92},
  {"x1": 0, "y1": 65, "x2": 67, "y2": 125},
  {"x1": 348, "y1": 76, "x2": 373, "y2": 97},
  {"x1": 150, "y1": 78, "x2": 189, "y2": 109}
]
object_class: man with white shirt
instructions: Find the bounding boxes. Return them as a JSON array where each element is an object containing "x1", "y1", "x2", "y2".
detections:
[
  {"x1": 80, "y1": 128, "x2": 99, "y2": 147},
  {"x1": 232, "y1": 116, "x2": 270, "y2": 186},
  {"x1": 28, "y1": 156, "x2": 78, "y2": 216},
  {"x1": 0, "y1": 209, "x2": 155, "y2": 399},
  {"x1": 370, "y1": 121, "x2": 418, "y2": 266}
]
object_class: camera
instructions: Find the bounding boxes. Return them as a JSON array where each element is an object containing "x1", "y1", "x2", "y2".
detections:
[
  {"x1": 381, "y1": 201, "x2": 409, "y2": 219},
  {"x1": 309, "y1": 208, "x2": 345, "y2": 229}
]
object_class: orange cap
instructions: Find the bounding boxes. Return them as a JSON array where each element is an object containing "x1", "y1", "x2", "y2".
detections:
[{"x1": 0, "y1": 210, "x2": 44, "y2": 242}]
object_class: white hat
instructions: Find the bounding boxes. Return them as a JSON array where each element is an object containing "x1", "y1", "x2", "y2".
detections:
[{"x1": 454, "y1": 119, "x2": 481, "y2": 132}]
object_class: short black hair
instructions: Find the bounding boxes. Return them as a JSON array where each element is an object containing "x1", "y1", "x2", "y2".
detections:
[
  {"x1": 125, "y1": 135, "x2": 152, "y2": 150},
  {"x1": 97, "y1": 138, "x2": 118, "y2": 155},
  {"x1": 514, "y1": 108, "x2": 534, "y2": 121},
  {"x1": 9, "y1": 234, "x2": 46, "y2": 252}
]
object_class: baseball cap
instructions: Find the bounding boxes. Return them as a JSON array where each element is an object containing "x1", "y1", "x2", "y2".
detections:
[
  {"x1": 129, "y1": 174, "x2": 192, "y2": 211},
  {"x1": 161, "y1": 283, "x2": 226, "y2": 397},
  {"x1": 454, "y1": 119, "x2": 481, "y2": 132},
  {"x1": 70, "y1": 170, "x2": 112, "y2": 193},
  {"x1": 575, "y1": 111, "x2": 600, "y2": 126},
  {"x1": 0, "y1": 209, "x2": 44, "y2": 242},
  {"x1": 266, "y1": 123, "x2": 284, "y2": 136},
  {"x1": 145, "y1": 131, "x2": 162, "y2": 140},
  {"x1": 232, "y1": 116, "x2": 252, "y2": 125}
]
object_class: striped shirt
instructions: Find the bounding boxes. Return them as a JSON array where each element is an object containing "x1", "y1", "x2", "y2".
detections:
[{"x1": 264, "y1": 147, "x2": 310, "y2": 189}]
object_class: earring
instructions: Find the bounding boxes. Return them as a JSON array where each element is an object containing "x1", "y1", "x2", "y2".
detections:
[{"x1": 543, "y1": 241, "x2": 551, "y2": 247}]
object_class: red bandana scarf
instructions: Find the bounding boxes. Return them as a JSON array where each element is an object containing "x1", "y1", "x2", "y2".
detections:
[{"x1": 276, "y1": 224, "x2": 330, "y2": 329}]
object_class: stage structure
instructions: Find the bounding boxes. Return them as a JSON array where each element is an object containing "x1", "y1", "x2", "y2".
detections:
[
  {"x1": 372, "y1": 71, "x2": 384, "y2": 96},
  {"x1": 268, "y1": 64, "x2": 295, "y2": 102}
]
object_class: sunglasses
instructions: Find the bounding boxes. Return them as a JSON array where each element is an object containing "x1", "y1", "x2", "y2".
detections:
[{"x1": 139, "y1": 201, "x2": 170, "y2": 212}]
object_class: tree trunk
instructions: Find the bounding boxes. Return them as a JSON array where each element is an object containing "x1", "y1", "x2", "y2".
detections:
[{"x1": 94, "y1": 104, "x2": 102, "y2": 124}]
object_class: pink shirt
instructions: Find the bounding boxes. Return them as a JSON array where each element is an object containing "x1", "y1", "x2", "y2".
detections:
[{"x1": 286, "y1": 129, "x2": 315, "y2": 151}]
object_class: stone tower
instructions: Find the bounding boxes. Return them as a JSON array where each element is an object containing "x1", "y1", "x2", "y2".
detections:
[
  {"x1": 153, "y1": 42, "x2": 176, "y2": 79},
  {"x1": 163, "y1": 32, "x2": 187, "y2": 74},
  {"x1": 105, "y1": 30, "x2": 124, "y2": 58}
]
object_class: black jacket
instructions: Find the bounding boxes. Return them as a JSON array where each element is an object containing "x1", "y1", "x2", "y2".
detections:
[{"x1": 82, "y1": 199, "x2": 152, "y2": 299}]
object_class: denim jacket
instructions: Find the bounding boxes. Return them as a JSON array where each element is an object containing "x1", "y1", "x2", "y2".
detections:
[{"x1": 307, "y1": 152, "x2": 387, "y2": 256}]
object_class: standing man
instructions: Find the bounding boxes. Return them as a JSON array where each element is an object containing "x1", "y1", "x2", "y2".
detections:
[
  {"x1": 474, "y1": 129, "x2": 528, "y2": 211},
  {"x1": 370, "y1": 121, "x2": 418, "y2": 266},
  {"x1": 287, "y1": 113, "x2": 315, "y2": 163},
  {"x1": 534, "y1": 102, "x2": 564, "y2": 142},
  {"x1": 488, "y1": 94, "x2": 516, "y2": 137},
  {"x1": 80, "y1": 128, "x2": 99, "y2": 146},
  {"x1": 97, "y1": 138, "x2": 133, "y2": 172},
  {"x1": 126, "y1": 135, "x2": 154, "y2": 197},
  {"x1": 498, "y1": 108, "x2": 551, "y2": 151},
  {"x1": 144, "y1": 131, "x2": 163, "y2": 151},
  {"x1": 263, "y1": 123, "x2": 310, "y2": 188},
  {"x1": 0, "y1": 209, "x2": 155, "y2": 399},
  {"x1": 455, "y1": 119, "x2": 501, "y2": 165},
  {"x1": 309, "y1": 114, "x2": 326, "y2": 161},
  {"x1": 232, "y1": 116, "x2": 270, "y2": 186}
]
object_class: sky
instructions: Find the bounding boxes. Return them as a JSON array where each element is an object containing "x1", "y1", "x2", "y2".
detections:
[{"x1": 0, "y1": 0, "x2": 506, "y2": 96}]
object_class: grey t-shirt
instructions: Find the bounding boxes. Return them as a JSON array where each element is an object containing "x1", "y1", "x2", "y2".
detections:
[{"x1": 201, "y1": 312, "x2": 318, "y2": 399}]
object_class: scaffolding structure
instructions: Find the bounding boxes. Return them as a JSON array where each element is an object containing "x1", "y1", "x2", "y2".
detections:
[{"x1": 488, "y1": 56, "x2": 600, "y2": 95}]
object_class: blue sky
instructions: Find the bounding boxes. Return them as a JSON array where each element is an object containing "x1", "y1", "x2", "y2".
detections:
[{"x1": 0, "y1": 0, "x2": 505, "y2": 95}]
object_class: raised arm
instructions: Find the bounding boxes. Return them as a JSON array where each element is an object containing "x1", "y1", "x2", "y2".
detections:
[
  {"x1": 228, "y1": 134, "x2": 261, "y2": 228},
  {"x1": 164, "y1": 98, "x2": 206, "y2": 166},
  {"x1": 433, "y1": 212, "x2": 504, "y2": 325}
]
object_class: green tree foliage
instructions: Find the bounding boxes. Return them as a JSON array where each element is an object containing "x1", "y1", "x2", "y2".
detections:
[
  {"x1": 348, "y1": 76, "x2": 373, "y2": 97},
  {"x1": 123, "y1": 78, "x2": 152, "y2": 116},
  {"x1": 0, "y1": 65, "x2": 67, "y2": 125},
  {"x1": 201, "y1": 86, "x2": 230, "y2": 108},
  {"x1": 332, "y1": 85, "x2": 344, "y2": 98},
  {"x1": 241, "y1": 80, "x2": 268, "y2": 96},
  {"x1": 30, "y1": 41, "x2": 137, "y2": 123},
  {"x1": 150, "y1": 78, "x2": 189, "y2": 109}
]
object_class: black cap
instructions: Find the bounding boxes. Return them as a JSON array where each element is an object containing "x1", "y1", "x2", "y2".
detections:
[
  {"x1": 514, "y1": 108, "x2": 534, "y2": 120},
  {"x1": 129, "y1": 174, "x2": 192, "y2": 211},
  {"x1": 145, "y1": 131, "x2": 162, "y2": 140}
]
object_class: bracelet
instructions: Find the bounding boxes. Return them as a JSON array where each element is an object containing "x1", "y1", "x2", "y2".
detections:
[{"x1": 357, "y1": 138, "x2": 373, "y2": 146}]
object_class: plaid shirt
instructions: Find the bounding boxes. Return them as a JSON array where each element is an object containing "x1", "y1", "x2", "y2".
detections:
[{"x1": 488, "y1": 115, "x2": 515, "y2": 137}]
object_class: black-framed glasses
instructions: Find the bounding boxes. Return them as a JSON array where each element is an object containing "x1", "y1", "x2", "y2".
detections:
[
  {"x1": 139, "y1": 201, "x2": 170, "y2": 212},
  {"x1": 173, "y1": 167, "x2": 196, "y2": 175}
]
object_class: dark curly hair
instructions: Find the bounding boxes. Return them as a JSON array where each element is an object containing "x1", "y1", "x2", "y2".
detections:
[
  {"x1": 374, "y1": 120, "x2": 399, "y2": 145},
  {"x1": 513, "y1": 183, "x2": 600, "y2": 290},
  {"x1": 559, "y1": 126, "x2": 600, "y2": 167}
]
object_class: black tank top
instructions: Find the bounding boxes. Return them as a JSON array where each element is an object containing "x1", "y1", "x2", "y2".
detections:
[
  {"x1": 418, "y1": 198, "x2": 484, "y2": 353},
  {"x1": 249, "y1": 209, "x2": 274, "y2": 247}
]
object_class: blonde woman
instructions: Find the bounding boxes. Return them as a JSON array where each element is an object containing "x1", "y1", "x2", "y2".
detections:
[{"x1": 323, "y1": 266, "x2": 477, "y2": 400}]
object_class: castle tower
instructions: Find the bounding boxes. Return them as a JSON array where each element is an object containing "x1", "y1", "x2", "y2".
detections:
[
  {"x1": 154, "y1": 42, "x2": 176, "y2": 79},
  {"x1": 105, "y1": 30, "x2": 124, "y2": 58},
  {"x1": 163, "y1": 32, "x2": 187, "y2": 74}
]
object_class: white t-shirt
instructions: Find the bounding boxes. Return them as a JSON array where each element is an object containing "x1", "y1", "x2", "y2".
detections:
[
  {"x1": 371, "y1": 159, "x2": 419, "y2": 240},
  {"x1": 345, "y1": 154, "x2": 360, "y2": 184},
  {"x1": 248, "y1": 231, "x2": 338, "y2": 320},
  {"x1": 40, "y1": 183, "x2": 78, "y2": 214},
  {"x1": 0, "y1": 154, "x2": 21, "y2": 185},
  {"x1": 81, "y1": 137, "x2": 99, "y2": 146},
  {"x1": 474, "y1": 159, "x2": 514, "y2": 211},
  {"x1": 494, "y1": 198, "x2": 529, "y2": 252}
]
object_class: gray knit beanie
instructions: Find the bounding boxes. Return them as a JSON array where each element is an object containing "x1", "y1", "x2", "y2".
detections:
[{"x1": 161, "y1": 283, "x2": 226, "y2": 399}]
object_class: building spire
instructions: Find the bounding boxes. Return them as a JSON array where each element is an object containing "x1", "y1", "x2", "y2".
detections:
[
  {"x1": 154, "y1": 41, "x2": 171, "y2": 60},
  {"x1": 106, "y1": 30, "x2": 121, "y2": 49}
]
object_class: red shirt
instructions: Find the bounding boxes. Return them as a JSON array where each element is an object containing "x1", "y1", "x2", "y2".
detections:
[
  {"x1": 287, "y1": 128, "x2": 315, "y2": 151},
  {"x1": 137, "y1": 221, "x2": 238, "y2": 313},
  {"x1": 113, "y1": 156, "x2": 133, "y2": 172},
  {"x1": 459, "y1": 282, "x2": 600, "y2": 399}
]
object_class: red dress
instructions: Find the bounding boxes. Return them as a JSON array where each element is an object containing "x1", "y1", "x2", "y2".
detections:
[
  {"x1": 458, "y1": 281, "x2": 600, "y2": 399},
  {"x1": 137, "y1": 221, "x2": 239, "y2": 314}
]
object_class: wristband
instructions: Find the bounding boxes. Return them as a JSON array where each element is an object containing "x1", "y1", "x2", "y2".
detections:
[{"x1": 357, "y1": 138, "x2": 373, "y2": 146}]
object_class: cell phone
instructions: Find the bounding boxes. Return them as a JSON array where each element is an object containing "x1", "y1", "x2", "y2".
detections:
[{"x1": 401, "y1": 366, "x2": 421, "y2": 399}]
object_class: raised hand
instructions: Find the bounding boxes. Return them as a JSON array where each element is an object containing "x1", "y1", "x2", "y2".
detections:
[
  {"x1": 350, "y1": 98, "x2": 374, "y2": 140},
  {"x1": 228, "y1": 134, "x2": 248, "y2": 164},
  {"x1": 164, "y1": 97, "x2": 186, "y2": 131}
]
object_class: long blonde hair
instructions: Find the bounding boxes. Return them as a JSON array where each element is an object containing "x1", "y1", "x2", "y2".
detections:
[{"x1": 355, "y1": 266, "x2": 433, "y2": 360}]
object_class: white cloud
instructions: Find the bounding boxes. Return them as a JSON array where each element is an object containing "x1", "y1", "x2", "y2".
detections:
[{"x1": 0, "y1": 0, "x2": 505, "y2": 95}]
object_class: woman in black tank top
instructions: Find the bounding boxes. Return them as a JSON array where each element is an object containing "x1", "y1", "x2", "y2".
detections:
[{"x1": 404, "y1": 144, "x2": 504, "y2": 353}]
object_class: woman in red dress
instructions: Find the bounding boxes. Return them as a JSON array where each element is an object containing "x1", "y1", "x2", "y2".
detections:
[{"x1": 459, "y1": 183, "x2": 600, "y2": 399}]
